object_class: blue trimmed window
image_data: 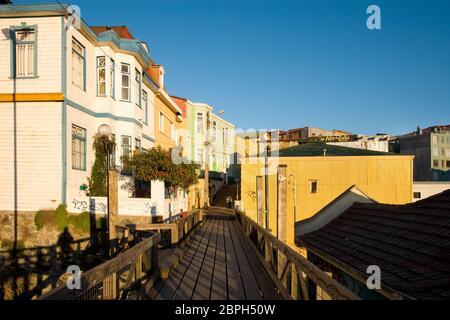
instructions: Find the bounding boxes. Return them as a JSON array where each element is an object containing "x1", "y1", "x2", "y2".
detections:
[
  {"x1": 96, "y1": 56, "x2": 106, "y2": 96},
  {"x1": 110, "y1": 59, "x2": 115, "y2": 99},
  {"x1": 135, "y1": 69, "x2": 142, "y2": 107},
  {"x1": 121, "y1": 63, "x2": 130, "y2": 101},
  {"x1": 72, "y1": 38, "x2": 86, "y2": 90},
  {"x1": 142, "y1": 90, "x2": 148, "y2": 124},
  {"x1": 10, "y1": 25, "x2": 38, "y2": 79},
  {"x1": 72, "y1": 125, "x2": 86, "y2": 171}
]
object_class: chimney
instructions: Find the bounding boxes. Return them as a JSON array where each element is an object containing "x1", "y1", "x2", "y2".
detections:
[{"x1": 416, "y1": 126, "x2": 423, "y2": 136}]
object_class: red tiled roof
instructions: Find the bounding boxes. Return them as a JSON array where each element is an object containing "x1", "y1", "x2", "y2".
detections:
[
  {"x1": 297, "y1": 189, "x2": 450, "y2": 300},
  {"x1": 423, "y1": 125, "x2": 450, "y2": 133},
  {"x1": 91, "y1": 26, "x2": 135, "y2": 39},
  {"x1": 170, "y1": 96, "x2": 187, "y2": 118}
]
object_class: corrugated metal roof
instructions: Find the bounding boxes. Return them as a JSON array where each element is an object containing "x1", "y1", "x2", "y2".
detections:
[{"x1": 277, "y1": 143, "x2": 394, "y2": 157}]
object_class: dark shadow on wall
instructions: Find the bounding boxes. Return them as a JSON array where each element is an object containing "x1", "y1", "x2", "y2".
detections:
[{"x1": 0, "y1": 230, "x2": 106, "y2": 300}]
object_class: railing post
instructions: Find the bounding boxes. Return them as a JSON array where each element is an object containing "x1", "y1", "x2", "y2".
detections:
[
  {"x1": 291, "y1": 263, "x2": 298, "y2": 300},
  {"x1": 277, "y1": 165, "x2": 288, "y2": 287},
  {"x1": 171, "y1": 224, "x2": 179, "y2": 246},
  {"x1": 256, "y1": 176, "x2": 264, "y2": 227},
  {"x1": 103, "y1": 273, "x2": 117, "y2": 300}
]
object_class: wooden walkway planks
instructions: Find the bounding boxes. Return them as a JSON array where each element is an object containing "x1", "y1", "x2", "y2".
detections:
[{"x1": 151, "y1": 214, "x2": 280, "y2": 301}]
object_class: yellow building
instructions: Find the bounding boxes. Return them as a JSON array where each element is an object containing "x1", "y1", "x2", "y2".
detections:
[
  {"x1": 146, "y1": 64, "x2": 185, "y2": 150},
  {"x1": 240, "y1": 143, "x2": 414, "y2": 246}
]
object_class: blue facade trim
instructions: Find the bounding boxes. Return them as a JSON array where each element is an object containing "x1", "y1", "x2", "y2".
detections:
[
  {"x1": 142, "y1": 133, "x2": 155, "y2": 143},
  {"x1": 1, "y1": 4, "x2": 160, "y2": 88},
  {"x1": 66, "y1": 99, "x2": 144, "y2": 128}
]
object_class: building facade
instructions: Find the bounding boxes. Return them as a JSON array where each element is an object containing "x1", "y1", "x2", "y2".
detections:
[
  {"x1": 240, "y1": 143, "x2": 414, "y2": 246},
  {"x1": 185, "y1": 100, "x2": 236, "y2": 177},
  {"x1": 399, "y1": 126, "x2": 450, "y2": 181},
  {"x1": 0, "y1": 3, "x2": 187, "y2": 219}
]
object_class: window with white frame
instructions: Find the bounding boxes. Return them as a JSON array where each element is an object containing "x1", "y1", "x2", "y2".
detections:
[
  {"x1": 13, "y1": 28, "x2": 36, "y2": 78},
  {"x1": 121, "y1": 136, "x2": 132, "y2": 160},
  {"x1": 159, "y1": 112, "x2": 165, "y2": 132},
  {"x1": 212, "y1": 121, "x2": 217, "y2": 141},
  {"x1": 196, "y1": 112, "x2": 203, "y2": 133},
  {"x1": 135, "y1": 69, "x2": 141, "y2": 107},
  {"x1": 97, "y1": 56, "x2": 106, "y2": 96},
  {"x1": 432, "y1": 135, "x2": 438, "y2": 145},
  {"x1": 110, "y1": 59, "x2": 115, "y2": 98},
  {"x1": 171, "y1": 122, "x2": 176, "y2": 141},
  {"x1": 72, "y1": 125, "x2": 86, "y2": 170},
  {"x1": 223, "y1": 128, "x2": 228, "y2": 145},
  {"x1": 121, "y1": 63, "x2": 130, "y2": 101},
  {"x1": 433, "y1": 147, "x2": 438, "y2": 157},
  {"x1": 72, "y1": 39, "x2": 85, "y2": 89},
  {"x1": 135, "y1": 138, "x2": 141, "y2": 152},
  {"x1": 142, "y1": 90, "x2": 148, "y2": 124},
  {"x1": 196, "y1": 147, "x2": 204, "y2": 164}
]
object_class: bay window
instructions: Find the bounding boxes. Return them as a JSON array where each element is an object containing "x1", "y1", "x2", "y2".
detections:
[
  {"x1": 135, "y1": 69, "x2": 141, "y2": 107},
  {"x1": 97, "y1": 56, "x2": 106, "y2": 96},
  {"x1": 110, "y1": 59, "x2": 115, "y2": 98},
  {"x1": 72, "y1": 38, "x2": 85, "y2": 90},
  {"x1": 121, "y1": 63, "x2": 130, "y2": 101},
  {"x1": 142, "y1": 90, "x2": 148, "y2": 124}
]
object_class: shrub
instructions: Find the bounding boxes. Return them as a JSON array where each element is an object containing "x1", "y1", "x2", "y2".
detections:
[
  {"x1": 54, "y1": 205, "x2": 69, "y2": 231},
  {"x1": 69, "y1": 211, "x2": 91, "y2": 234},
  {"x1": 34, "y1": 205, "x2": 91, "y2": 234},
  {"x1": 34, "y1": 209, "x2": 55, "y2": 231}
]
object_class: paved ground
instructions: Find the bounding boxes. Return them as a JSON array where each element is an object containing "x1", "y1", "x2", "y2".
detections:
[{"x1": 148, "y1": 214, "x2": 280, "y2": 300}]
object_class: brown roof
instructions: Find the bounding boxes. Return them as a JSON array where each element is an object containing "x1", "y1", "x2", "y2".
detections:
[
  {"x1": 297, "y1": 189, "x2": 450, "y2": 300},
  {"x1": 91, "y1": 26, "x2": 135, "y2": 39}
]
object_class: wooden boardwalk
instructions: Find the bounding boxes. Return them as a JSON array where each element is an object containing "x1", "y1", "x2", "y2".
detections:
[{"x1": 149, "y1": 214, "x2": 280, "y2": 300}]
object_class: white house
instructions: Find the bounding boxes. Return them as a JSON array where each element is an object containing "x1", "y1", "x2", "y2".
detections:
[{"x1": 0, "y1": 3, "x2": 187, "y2": 220}]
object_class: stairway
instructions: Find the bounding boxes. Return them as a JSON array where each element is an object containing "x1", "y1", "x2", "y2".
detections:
[{"x1": 212, "y1": 184, "x2": 238, "y2": 208}]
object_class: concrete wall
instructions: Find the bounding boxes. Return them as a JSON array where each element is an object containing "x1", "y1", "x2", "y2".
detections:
[
  {"x1": 413, "y1": 182, "x2": 450, "y2": 202},
  {"x1": 329, "y1": 139, "x2": 389, "y2": 153},
  {"x1": 400, "y1": 134, "x2": 431, "y2": 181},
  {"x1": 241, "y1": 155, "x2": 414, "y2": 246}
]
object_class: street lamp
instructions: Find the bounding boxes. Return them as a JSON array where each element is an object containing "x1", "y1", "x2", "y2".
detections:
[{"x1": 98, "y1": 124, "x2": 112, "y2": 256}]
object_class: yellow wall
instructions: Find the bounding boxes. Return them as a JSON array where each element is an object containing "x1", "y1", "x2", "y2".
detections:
[
  {"x1": 240, "y1": 155, "x2": 414, "y2": 246},
  {"x1": 154, "y1": 95, "x2": 183, "y2": 150}
]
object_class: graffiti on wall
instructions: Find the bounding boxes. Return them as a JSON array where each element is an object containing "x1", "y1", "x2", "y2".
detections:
[
  {"x1": 246, "y1": 191, "x2": 257, "y2": 202},
  {"x1": 72, "y1": 199, "x2": 107, "y2": 214},
  {"x1": 144, "y1": 201, "x2": 158, "y2": 215}
]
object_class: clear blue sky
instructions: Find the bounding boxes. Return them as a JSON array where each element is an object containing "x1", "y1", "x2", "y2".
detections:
[{"x1": 15, "y1": 0, "x2": 450, "y2": 135}]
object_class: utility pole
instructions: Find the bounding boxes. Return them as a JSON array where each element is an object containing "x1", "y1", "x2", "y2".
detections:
[
  {"x1": 204, "y1": 111, "x2": 211, "y2": 209},
  {"x1": 264, "y1": 142, "x2": 270, "y2": 231}
]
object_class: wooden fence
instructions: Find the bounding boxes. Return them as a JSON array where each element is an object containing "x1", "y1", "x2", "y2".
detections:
[
  {"x1": 236, "y1": 210, "x2": 360, "y2": 300},
  {"x1": 138, "y1": 210, "x2": 204, "y2": 247},
  {"x1": 38, "y1": 232, "x2": 160, "y2": 300}
]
